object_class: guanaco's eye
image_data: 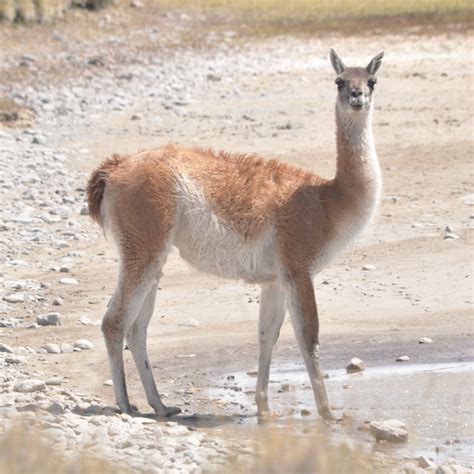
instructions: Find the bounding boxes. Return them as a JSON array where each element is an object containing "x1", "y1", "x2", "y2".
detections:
[
  {"x1": 335, "y1": 77, "x2": 344, "y2": 89},
  {"x1": 368, "y1": 78, "x2": 377, "y2": 89}
]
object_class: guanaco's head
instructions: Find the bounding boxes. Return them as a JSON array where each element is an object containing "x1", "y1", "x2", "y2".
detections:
[{"x1": 330, "y1": 49, "x2": 384, "y2": 113}]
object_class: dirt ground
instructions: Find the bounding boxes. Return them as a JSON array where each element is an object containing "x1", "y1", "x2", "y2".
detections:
[{"x1": 1, "y1": 15, "x2": 473, "y2": 468}]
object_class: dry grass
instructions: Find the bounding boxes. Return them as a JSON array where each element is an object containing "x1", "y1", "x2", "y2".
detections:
[{"x1": 0, "y1": 422, "x2": 127, "y2": 474}]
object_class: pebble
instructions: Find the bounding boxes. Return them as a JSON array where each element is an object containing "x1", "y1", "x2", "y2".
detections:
[
  {"x1": 362, "y1": 264, "x2": 376, "y2": 271},
  {"x1": 59, "y1": 277, "x2": 79, "y2": 285},
  {"x1": 52, "y1": 297, "x2": 64, "y2": 306},
  {"x1": 14, "y1": 379, "x2": 46, "y2": 393},
  {"x1": 37, "y1": 312, "x2": 61, "y2": 326},
  {"x1": 417, "y1": 456, "x2": 437, "y2": 469},
  {"x1": 346, "y1": 357, "x2": 365, "y2": 373},
  {"x1": 5, "y1": 355, "x2": 28, "y2": 365},
  {"x1": 61, "y1": 343, "x2": 74, "y2": 353},
  {"x1": 103, "y1": 379, "x2": 113, "y2": 386},
  {"x1": 3, "y1": 293, "x2": 25, "y2": 303},
  {"x1": 370, "y1": 419, "x2": 408, "y2": 442},
  {"x1": 280, "y1": 383, "x2": 295, "y2": 392},
  {"x1": 45, "y1": 377, "x2": 63, "y2": 386},
  {"x1": 300, "y1": 409, "x2": 311, "y2": 416},
  {"x1": 419, "y1": 337, "x2": 433, "y2": 344},
  {"x1": 41, "y1": 343, "x2": 62, "y2": 354},
  {"x1": 0, "y1": 343, "x2": 14, "y2": 353},
  {"x1": 74, "y1": 339, "x2": 94, "y2": 350},
  {"x1": 396, "y1": 355, "x2": 410, "y2": 362}
]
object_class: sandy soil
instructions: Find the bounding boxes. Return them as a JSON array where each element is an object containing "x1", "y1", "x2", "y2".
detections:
[{"x1": 1, "y1": 19, "x2": 473, "y2": 467}]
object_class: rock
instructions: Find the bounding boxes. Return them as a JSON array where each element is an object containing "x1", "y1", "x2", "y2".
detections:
[
  {"x1": 60, "y1": 343, "x2": 74, "y2": 353},
  {"x1": 52, "y1": 297, "x2": 64, "y2": 306},
  {"x1": 0, "y1": 343, "x2": 14, "y2": 353},
  {"x1": 176, "y1": 354, "x2": 196, "y2": 359},
  {"x1": 342, "y1": 383, "x2": 352, "y2": 389},
  {"x1": 103, "y1": 379, "x2": 113, "y2": 386},
  {"x1": 418, "y1": 456, "x2": 437, "y2": 469},
  {"x1": 59, "y1": 277, "x2": 78, "y2": 285},
  {"x1": 369, "y1": 419, "x2": 408, "y2": 442},
  {"x1": 460, "y1": 193, "x2": 474, "y2": 205},
  {"x1": 300, "y1": 409, "x2": 311, "y2": 416},
  {"x1": 179, "y1": 318, "x2": 200, "y2": 327},
  {"x1": 78, "y1": 315, "x2": 99, "y2": 325},
  {"x1": 5, "y1": 355, "x2": 28, "y2": 365},
  {"x1": 346, "y1": 357, "x2": 365, "y2": 373},
  {"x1": 3, "y1": 293, "x2": 25, "y2": 303},
  {"x1": 47, "y1": 401, "x2": 65, "y2": 415},
  {"x1": 45, "y1": 376, "x2": 63, "y2": 386},
  {"x1": 246, "y1": 369, "x2": 258, "y2": 376},
  {"x1": 396, "y1": 355, "x2": 410, "y2": 362},
  {"x1": 42, "y1": 343, "x2": 61, "y2": 354},
  {"x1": 80, "y1": 203, "x2": 89, "y2": 215},
  {"x1": 280, "y1": 383, "x2": 295, "y2": 392},
  {"x1": 362, "y1": 264, "x2": 376, "y2": 271},
  {"x1": 74, "y1": 339, "x2": 94, "y2": 350},
  {"x1": 37, "y1": 312, "x2": 61, "y2": 326},
  {"x1": 165, "y1": 425, "x2": 189, "y2": 436},
  {"x1": 419, "y1": 337, "x2": 433, "y2": 344},
  {"x1": 14, "y1": 379, "x2": 46, "y2": 393}
]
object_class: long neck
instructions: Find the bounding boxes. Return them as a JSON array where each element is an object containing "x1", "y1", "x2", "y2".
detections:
[{"x1": 334, "y1": 102, "x2": 382, "y2": 205}]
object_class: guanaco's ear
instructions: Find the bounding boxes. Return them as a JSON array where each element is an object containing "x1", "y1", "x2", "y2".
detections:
[
  {"x1": 329, "y1": 49, "x2": 346, "y2": 75},
  {"x1": 366, "y1": 51, "x2": 384, "y2": 75}
]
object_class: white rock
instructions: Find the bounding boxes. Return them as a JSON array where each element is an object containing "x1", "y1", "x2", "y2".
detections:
[
  {"x1": 419, "y1": 337, "x2": 433, "y2": 344},
  {"x1": 5, "y1": 355, "x2": 28, "y2": 365},
  {"x1": 165, "y1": 425, "x2": 189, "y2": 436},
  {"x1": 3, "y1": 293, "x2": 25, "y2": 303},
  {"x1": 103, "y1": 379, "x2": 113, "y2": 386},
  {"x1": 61, "y1": 343, "x2": 74, "y2": 353},
  {"x1": 370, "y1": 419, "x2": 408, "y2": 442},
  {"x1": 45, "y1": 376, "x2": 63, "y2": 386},
  {"x1": 59, "y1": 278, "x2": 78, "y2": 285},
  {"x1": 396, "y1": 355, "x2": 410, "y2": 362},
  {"x1": 74, "y1": 339, "x2": 94, "y2": 350},
  {"x1": 176, "y1": 354, "x2": 196, "y2": 359},
  {"x1": 42, "y1": 343, "x2": 61, "y2": 354},
  {"x1": 362, "y1": 264, "x2": 376, "y2": 271},
  {"x1": 14, "y1": 379, "x2": 46, "y2": 393},
  {"x1": 417, "y1": 456, "x2": 437, "y2": 469},
  {"x1": 346, "y1": 357, "x2": 365, "y2": 373},
  {"x1": 179, "y1": 318, "x2": 200, "y2": 327}
]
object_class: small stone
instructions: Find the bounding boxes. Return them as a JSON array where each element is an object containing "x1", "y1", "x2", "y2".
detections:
[
  {"x1": 280, "y1": 383, "x2": 295, "y2": 392},
  {"x1": 362, "y1": 264, "x2": 376, "y2": 271},
  {"x1": 80, "y1": 203, "x2": 89, "y2": 216},
  {"x1": 370, "y1": 419, "x2": 408, "y2": 442},
  {"x1": 178, "y1": 318, "x2": 200, "y2": 327},
  {"x1": 3, "y1": 293, "x2": 25, "y2": 304},
  {"x1": 103, "y1": 379, "x2": 113, "y2": 386},
  {"x1": 130, "y1": 113, "x2": 143, "y2": 120},
  {"x1": 59, "y1": 266, "x2": 70, "y2": 273},
  {"x1": 59, "y1": 278, "x2": 78, "y2": 285},
  {"x1": 45, "y1": 377, "x2": 63, "y2": 386},
  {"x1": 14, "y1": 379, "x2": 46, "y2": 393},
  {"x1": 343, "y1": 383, "x2": 352, "y2": 389},
  {"x1": 0, "y1": 343, "x2": 14, "y2": 353},
  {"x1": 419, "y1": 337, "x2": 433, "y2": 344},
  {"x1": 165, "y1": 425, "x2": 189, "y2": 436},
  {"x1": 176, "y1": 354, "x2": 195, "y2": 359},
  {"x1": 6, "y1": 356, "x2": 28, "y2": 365},
  {"x1": 52, "y1": 297, "x2": 64, "y2": 306},
  {"x1": 346, "y1": 357, "x2": 365, "y2": 373},
  {"x1": 78, "y1": 315, "x2": 99, "y2": 325},
  {"x1": 246, "y1": 369, "x2": 258, "y2": 376},
  {"x1": 37, "y1": 312, "x2": 61, "y2": 326},
  {"x1": 418, "y1": 456, "x2": 437, "y2": 469},
  {"x1": 42, "y1": 343, "x2": 61, "y2": 354},
  {"x1": 47, "y1": 401, "x2": 65, "y2": 415},
  {"x1": 396, "y1": 355, "x2": 410, "y2": 362},
  {"x1": 74, "y1": 339, "x2": 94, "y2": 350},
  {"x1": 300, "y1": 409, "x2": 311, "y2": 416},
  {"x1": 60, "y1": 343, "x2": 74, "y2": 353}
]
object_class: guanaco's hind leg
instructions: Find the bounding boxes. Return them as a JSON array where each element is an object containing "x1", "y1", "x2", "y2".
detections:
[
  {"x1": 255, "y1": 281, "x2": 286, "y2": 415},
  {"x1": 126, "y1": 282, "x2": 181, "y2": 417},
  {"x1": 285, "y1": 274, "x2": 332, "y2": 420},
  {"x1": 102, "y1": 265, "x2": 155, "y2": 415}
]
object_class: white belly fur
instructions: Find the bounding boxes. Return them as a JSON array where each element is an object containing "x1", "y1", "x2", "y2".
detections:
[{"x1": 173, "y1": 175, "x2": 278, "y2": 283}]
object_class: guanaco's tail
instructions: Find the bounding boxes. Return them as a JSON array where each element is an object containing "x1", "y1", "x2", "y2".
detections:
[{"x1": 86, "y1": 154, "x2": 125, "y2": 226}]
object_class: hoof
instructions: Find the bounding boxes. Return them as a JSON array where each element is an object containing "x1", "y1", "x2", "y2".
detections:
[
  {"x1": 318, "y1": 406, "x2": 334, "y2": 421},
  {"x1": 155, "y1": 405, "x2": 181, "y2": 418}
]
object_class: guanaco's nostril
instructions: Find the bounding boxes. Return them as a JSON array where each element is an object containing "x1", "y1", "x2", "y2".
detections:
[{"x1": 351, "y1": 89, "x2": 363, "y2": 98}]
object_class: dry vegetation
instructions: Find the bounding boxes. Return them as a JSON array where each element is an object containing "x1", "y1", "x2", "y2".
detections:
[{"x1": 0, "y1": 422, "x2": 124, "y2": 474}]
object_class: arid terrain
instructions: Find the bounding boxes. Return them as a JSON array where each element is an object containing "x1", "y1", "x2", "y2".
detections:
[{"x1": 0, "y1": 9, "x2": 473, "y2": 473}]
